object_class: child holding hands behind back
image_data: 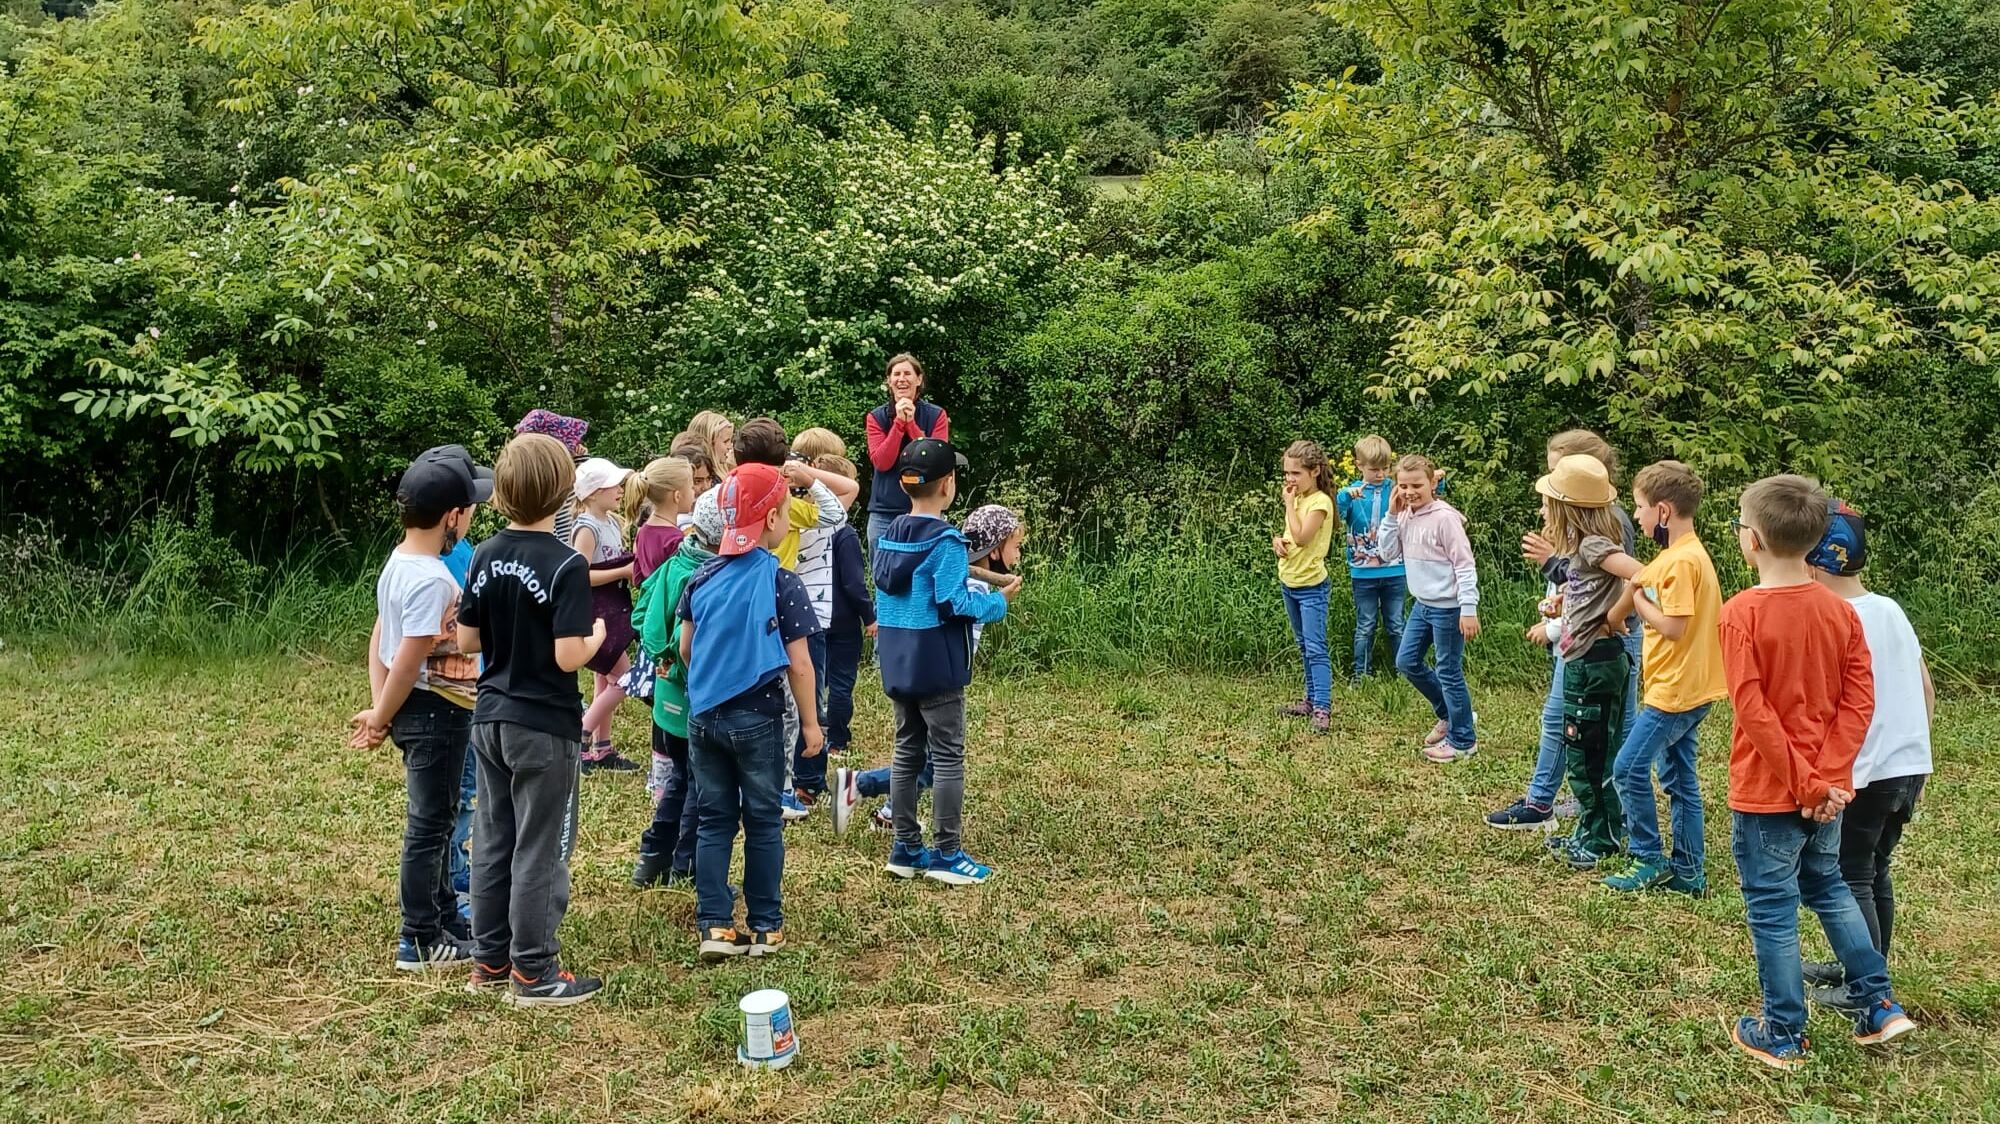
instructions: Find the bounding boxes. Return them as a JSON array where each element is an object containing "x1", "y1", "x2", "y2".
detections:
[{"x1": 1720, "y1": 474, "x2": 1914, "y2": 1069}]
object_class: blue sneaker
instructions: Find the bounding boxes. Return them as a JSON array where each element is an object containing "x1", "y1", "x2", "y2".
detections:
[
  {"x1": 884, "y1": 841, "x2": 931, "y2": 879},
  {"x1": 1852, "y1": 998, "x2": 1916, "y2": 1045},
  {"x1": 1729, "y1": 1016, "x2": 1809, "y2": 1070},
  {"x1": 924, "y1": 849, "x2": 994, "y2": 886},
  {"x1": 395, "y1": 936, "x2": 473, "y2": 972},
  {"x1": 780, "y1": 792, "x2": 811, "y2": 822}
]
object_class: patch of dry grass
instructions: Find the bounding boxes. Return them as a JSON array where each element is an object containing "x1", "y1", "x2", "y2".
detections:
[{"x1": 1, "y1": 648, "x2": 1995, "y2": 1122}]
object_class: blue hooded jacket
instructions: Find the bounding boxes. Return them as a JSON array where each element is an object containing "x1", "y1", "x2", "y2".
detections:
[{"x1": 871, "y1": 514, "x2": 1009, "y2": 701}]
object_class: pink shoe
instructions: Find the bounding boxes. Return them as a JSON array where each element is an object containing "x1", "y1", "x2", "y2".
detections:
[
  {"x1": 1422, "y1": 742, "x2": 1478, "y2": 763},
  {"x1": 1421, "y1": 720, "x2": 1450, "y2": 747}
]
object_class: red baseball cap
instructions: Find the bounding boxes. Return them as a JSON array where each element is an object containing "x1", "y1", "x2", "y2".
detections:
[{"x1": 717, "y1": 463, "x2": 789, "y2": 556}]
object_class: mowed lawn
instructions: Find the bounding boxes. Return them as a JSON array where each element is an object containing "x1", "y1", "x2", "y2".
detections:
[{"x1": 2, "y1": 648, "x2": 1997, "y2": 1123}]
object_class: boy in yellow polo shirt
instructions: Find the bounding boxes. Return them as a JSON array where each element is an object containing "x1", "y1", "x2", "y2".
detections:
[{"x1": 1599, "y1": 461, "x2": 1729, "y2": 895}]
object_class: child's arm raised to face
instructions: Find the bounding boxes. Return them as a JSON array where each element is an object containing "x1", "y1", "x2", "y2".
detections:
[
  {"x1": 1284, "y1": 491, "x2": 1327, "y2": 547},
  {"x1": 1721, "y1": 619, "x2": 1836, "y2": 810}
]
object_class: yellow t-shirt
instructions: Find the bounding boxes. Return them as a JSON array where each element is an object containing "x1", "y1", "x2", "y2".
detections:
[
  {"x1": 776, "y1": 496, "x2": 819, "y2": 571},
  {"x1": 1635, "y1": 532, "x2": 1728, "y2": 712},
  {"x1": 1277, "y1": 490, "x2": 1337, "y2": 588}
]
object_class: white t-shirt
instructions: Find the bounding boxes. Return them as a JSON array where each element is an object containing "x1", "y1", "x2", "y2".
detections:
[
  {"x1": 375, "y1": 550, "x2": 477, "y2": 707},
  {"x1": 795, "y1": 526, "x2": 836, "y2": 630},
  {"x1": 1848, "y1": 592, "x2": 1932, "y2": 787}
]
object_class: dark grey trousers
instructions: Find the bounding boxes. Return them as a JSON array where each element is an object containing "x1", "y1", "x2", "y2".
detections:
[
  {"x1": 891, "y1": 692, "x2": 967, "y2": 854},
  {"x1": 469, "y1": 721, "x2": 580, "y2": 979}
]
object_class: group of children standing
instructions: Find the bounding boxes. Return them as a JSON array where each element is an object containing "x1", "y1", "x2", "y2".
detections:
[
  {"x1": 353, "y1": 355, "x2": 1029, "y2": 1004},
  {"x1": 1275, "y1": 430, "x2": 1932, "y2": 1067}
]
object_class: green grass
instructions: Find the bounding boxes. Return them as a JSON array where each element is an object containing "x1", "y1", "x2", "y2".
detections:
[{"x1": 2, "y1": 647, "x2": 1997, "y2": 1122}]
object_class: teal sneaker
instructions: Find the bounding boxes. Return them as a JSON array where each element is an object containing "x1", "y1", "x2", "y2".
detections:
[
  {"x1": 1662, "y1": 871, "x2": 1710, "y2": 898},
  {"x1": 1602, "y1": 858, "x2": 1672, "y2": 892}
]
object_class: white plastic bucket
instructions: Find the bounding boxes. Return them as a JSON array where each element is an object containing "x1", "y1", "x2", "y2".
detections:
[{"x1": 737, "y1": 989, "x2": 797, "y2": 1070}]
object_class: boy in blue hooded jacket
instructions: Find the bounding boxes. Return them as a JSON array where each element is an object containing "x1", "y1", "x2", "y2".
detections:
[{"x1": 871, "y1": 439, "x2": 1015, "y2": 885}]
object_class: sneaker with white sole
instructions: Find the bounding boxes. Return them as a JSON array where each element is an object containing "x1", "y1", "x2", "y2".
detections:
[
  {"x1": 395, "y1": 936, "x2": 474, "y2": 972},
  {"x1": 924, "y1": 849, "x2": 994, "y2": 886},
  {"x1": 833, "y1": 768, "x2": 857, "y2": 836},
  {"x1": 465, "y1": 960, "x2": 512, "y2": 993},
  {"x1": 698, "y1": 926, "x2": 751, "y2": 962},
  {"x1": 1552, "y1": 792, "x2": 1581, "y2": 819},
  {"x1": 884, "y1": 841, "x2": 931, "y2": 878},
  {"x1": 503, "y1": 965, "x2": 602, "y2": 1008},
  {"x1": 871, "y1": 804, "x2": 894, "y2": 832},
  {"x1": 1421, "y1": 719, "x2": 1450, "y2": 747},
  {"x1": 1484, "y1": 798, "x2": 1557, "y2": 831},
  {"x1": 780, "y1": 791, "x2": 811, "y2": 822},
  {"x1": 1852, "y1": 998, "x2": 1916, "y2": 1045},
  {"x1": 1421, "y1": 741, "x2": 1476, "y2": 763}
]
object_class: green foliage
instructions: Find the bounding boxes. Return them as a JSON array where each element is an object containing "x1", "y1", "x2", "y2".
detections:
[
  {"x1": 1277, "y1": 0, "x2": 2000, "y2": 496},
  {"x1": 593, "y1": 112, "x2": 1081, "y2": 459},
  {"x1": 198, "y1": 0, "x2": 846, "y2": 394},
  {"x1": 62, "y1": 353, "x2": 341, "y2": 471}
]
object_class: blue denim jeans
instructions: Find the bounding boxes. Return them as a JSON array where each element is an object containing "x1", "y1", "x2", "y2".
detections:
[
  {"x1": 1732, "y1": 811, "x2": 1892, "y2": 1037},
  {"x1": 793, "y1": 630, "x2": 830, "y2": 795},
  {"x1": 449, "y1": 742, "x2": 477, "y2": 896},
  {"x1": 1526, "y1": 628, "x2": 1641, "y2": 805},
  {"x1": 639, "y1": 728, "x2": 697, "y2": 875},
  {"x1": 823, "y1": 624, "x2": 864, "y2": 751},
  {"x1": 1526, "y1": 648, "x2": 1567, "y2": 806},
  {"x1": 1349, "y1": 574, "x2": 1405, "y2": 678},
  {"x1": 689, "y1": 706, "x2": 787, "y2": 933},
  {"x1": 1281, "y1": 579, "x2": 1332, "y2": 709},
  {"x1": 1613, "y1": 703, "x2": 1713, "y2": 876},
  {"x1": 1396, "y1": 602, "x2": 1475, "y2": 746},
  {"x1": 857, "y1": 761, "x2": 932, "y2": 798}
]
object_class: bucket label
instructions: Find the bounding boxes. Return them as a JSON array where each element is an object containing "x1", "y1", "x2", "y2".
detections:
[{"x1": 768, "y1": 1006, "x2": 795, "y2": 1057}]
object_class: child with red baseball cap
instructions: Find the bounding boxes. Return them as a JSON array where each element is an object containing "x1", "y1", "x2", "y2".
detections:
[{"x1": 675, "y1": 463, "x2": 825, "y2": 961}]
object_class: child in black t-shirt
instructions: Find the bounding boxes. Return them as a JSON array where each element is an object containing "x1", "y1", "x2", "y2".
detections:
[{"x1": 456, "y1": 433, "x2": 607, "y2": 1008}]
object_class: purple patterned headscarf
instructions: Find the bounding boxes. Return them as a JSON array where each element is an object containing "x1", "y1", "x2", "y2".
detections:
[{"x1": 514, "y1": 409, "x2": 589, "y2": 452}]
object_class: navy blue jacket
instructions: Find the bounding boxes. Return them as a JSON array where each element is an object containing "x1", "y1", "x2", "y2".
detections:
[
  {"x1": 871, "y1": 514, "x2": 1007, "y2": 701},
  {"x1": 827, "y1": 524, "x2": 874, "y2": 634}
]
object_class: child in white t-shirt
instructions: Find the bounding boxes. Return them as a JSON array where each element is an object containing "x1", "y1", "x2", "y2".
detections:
[{"x1": 1803, "y1": 501, "x2": 1934, "y2": 1009}]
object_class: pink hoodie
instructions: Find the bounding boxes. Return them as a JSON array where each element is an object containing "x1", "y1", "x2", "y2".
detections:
[{"x1": 1375, "y1": 500, "x2": 1479, "y2": 614}]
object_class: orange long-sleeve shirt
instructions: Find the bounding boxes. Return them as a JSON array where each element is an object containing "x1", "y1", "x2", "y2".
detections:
[{"x1": 1720, "y1": 582, "x2": 1875, "y2": 813}]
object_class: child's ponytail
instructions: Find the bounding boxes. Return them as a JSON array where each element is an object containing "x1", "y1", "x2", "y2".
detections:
[
  {"x1": 1285, "y1": 439, "x2": 1337, "y2": 495},
  {"x1": 622, "y1": 457, "x2": 696, "y2": 526}
]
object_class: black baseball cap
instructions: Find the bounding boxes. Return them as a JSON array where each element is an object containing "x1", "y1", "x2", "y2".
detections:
[
  {"x1": 398, "y1": 445, "x2": 494, "y2": 511},
  {"x1": 897, "y1": 438, "x2": 968, "y2": 485}
]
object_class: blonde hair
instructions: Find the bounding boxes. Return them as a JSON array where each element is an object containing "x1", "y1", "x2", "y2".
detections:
[
  {"x1": 1353, "y1": 434, "x2": 1394, "y2": 470},
  {"x1": 1396, "y1": 452, "x2": 1438, "y2": 479},
  {"x1": 621, "y1": 456, "x2": 695, "y2": 525},
  {"x1": 1740, "y1": 474, "x2": 1830, "y2": 557},
  {"x1": 792, "y1": 427, "x2": 846, "y2": 460},
  {"x1": 493, "y1": 434, "x2": 575, "y2": 524},
  {"x1": 813, "y1": 452, "x2": 858, "y2": 481},
  {"x1": 1546, "y1": 429, "x2": 1620, "y2": 481},
  {"x1": 1633, "y1": 460, "x2": 1704, "y2": 517},
  {"x1": 1542, "y1": 495, "x2": 1626, "y2": 556},
  {"x1": 1283, "y1": 439, "x2": 1336, "y2": 495},
  {"x1": 686, "y1": 410, "x2": 735, "y2": 470}
]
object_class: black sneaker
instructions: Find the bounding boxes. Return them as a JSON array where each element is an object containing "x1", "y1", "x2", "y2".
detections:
[
  {"x1": 503, "y1": 965, "x2": 602, "y2": 1008},
  {"x1": 1801, "y1": 960, "x2": 1846, "y2": 989},
  {"x1": 395, "y1": 936, "x2": 473, "y2": 972},
  {"x1": 632, "y1": 851, "x2": 672, "y2": 888},
  {"x1": 699, "y1": 926, "x2": 751, "y2": 963},
  {"x1": 1485, "y1": 798, "x2": 1557, "y2": 832},
  {"x1": 466, "y1": 960, "x2": 512, "y2": 994},
  {"x1": 582, "y1": 750, "x2": 641, "y2": 774}
]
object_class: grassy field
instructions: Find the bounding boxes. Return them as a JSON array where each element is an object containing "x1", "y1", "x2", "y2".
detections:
[{"x1": 2, "y1": 647, "x2": 1997, "y2": 1123}]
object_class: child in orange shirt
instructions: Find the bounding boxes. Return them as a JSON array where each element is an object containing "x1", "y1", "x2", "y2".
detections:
[{"x1": 1720, "y1": 474, "x2": 1914, "y2": 1069}]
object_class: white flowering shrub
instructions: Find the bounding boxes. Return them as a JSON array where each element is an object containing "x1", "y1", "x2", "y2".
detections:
[{"x1": 613, "y1": 112, "x2": 1080, "y2": 444}]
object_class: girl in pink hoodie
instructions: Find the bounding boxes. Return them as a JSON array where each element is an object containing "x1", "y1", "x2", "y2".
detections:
[{"x1": 1374, "y1": 454, "x2": 1481, "y2": 760}]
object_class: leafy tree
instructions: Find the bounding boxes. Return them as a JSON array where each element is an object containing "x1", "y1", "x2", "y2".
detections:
[
  {"x1": 199, "y1": 0, "x2": 845, "y2": 396},
  {"x1": 1277, "y1": 0, "x2": 2000, "y2": 488}
]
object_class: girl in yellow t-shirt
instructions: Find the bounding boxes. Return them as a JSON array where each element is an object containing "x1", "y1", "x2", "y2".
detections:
[{"x1": 1272, "y1": 439, "x2": 1339, "y2": 732}]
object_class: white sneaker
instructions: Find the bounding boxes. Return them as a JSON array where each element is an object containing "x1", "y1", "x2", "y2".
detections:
[{"x1": 833, "y1": 768, "x2": 857, "y2": 835}]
